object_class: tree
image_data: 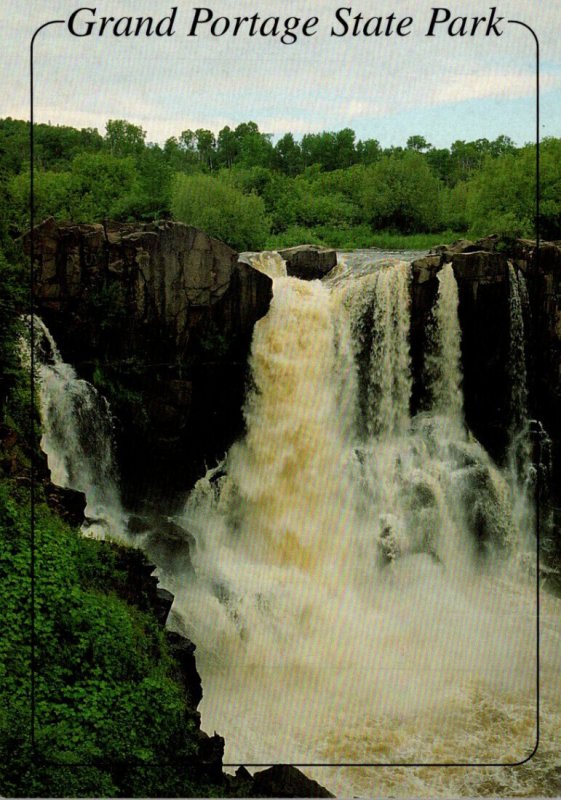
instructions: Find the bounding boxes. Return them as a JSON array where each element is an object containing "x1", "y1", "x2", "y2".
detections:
[
  {"x1": 105, "y1": 120, "x2": 146, "y2": 157},
  {"x1": 335, "y1": 128, "x2": 357, "y2": 168},
  {"x1": 233, "y1": 122, "x2": 274, "y2": 169},
  {"x1": 274, "y1": 133, "x2": 303, "y2": 175},
  {"x1": 216, "y1": 125, "x2": 238, "y2": 168},
  {"x1": 356, "y1": 138, "x2": 382, "y2": 165},
  {"x1": 360, "y1": 151, "x2": 443, "y2": 232},
  {"x1": 406, "y1": 135, "x2": 432, "y2": 153},
  {"x1": 466, "y1": 139, "x2": 561, "y2": 239},
  {"x1": 194, "y1": 129, "x2": 216, "y2": 170}
]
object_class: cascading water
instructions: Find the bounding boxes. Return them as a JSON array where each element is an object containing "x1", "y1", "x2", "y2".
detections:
[
  {"x1": 28, "y1": 253, "x2": 561, "y2": 797},
  {"x1": 425, "y1": 262, "x2": 463, "y2": 421},
  {"x1": 343, "y1": 261, "x2": 411, "y2": 437},
  {"x1": 30, "y1": 316, "x2": 127, "y2": 540},
  {"x1": 506, "y1": 265, "x2": 537, "y2": 554},
  {"x1": 166, "y1": 254, "x2": 559, "y2": 796},
  {"x1": 508, "y1": 264, "x2": 530, "y2": 467}
]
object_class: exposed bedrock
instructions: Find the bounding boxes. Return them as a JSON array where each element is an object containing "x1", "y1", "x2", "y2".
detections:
[
  {"x1": 278, "y1": 244, "x2": 337, "y2": 279},
  {"x1": 26, "y1": 218, "x2": 273, "y2": 509}
]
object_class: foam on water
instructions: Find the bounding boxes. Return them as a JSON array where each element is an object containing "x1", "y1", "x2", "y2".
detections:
[{"x1": 169, "y1": 258, "x2": 557, "y2": 794}]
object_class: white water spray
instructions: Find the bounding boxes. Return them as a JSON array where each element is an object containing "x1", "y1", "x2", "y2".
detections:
[
  {"x1": 425, "y1": 263, "x2": 463, "y2": 421},
  {"x1": 30, "y1": 252, "x2": 561, "y2": 797},
  {"x1": 169, "y1": 256, "x2": 554, "y2": 795},
  {"x1": 31, "y1": 316, "x2": 127, "y2": 540}
]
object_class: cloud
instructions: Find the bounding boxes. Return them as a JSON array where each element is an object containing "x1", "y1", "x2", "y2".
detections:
[{"x1": 1, "y1": 0, "x2": 560, "y2": 145}]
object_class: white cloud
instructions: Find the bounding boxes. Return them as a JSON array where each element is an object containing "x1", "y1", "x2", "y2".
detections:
[{"x1": 1, "y1": 0, "x2": 560, "y2": 144}]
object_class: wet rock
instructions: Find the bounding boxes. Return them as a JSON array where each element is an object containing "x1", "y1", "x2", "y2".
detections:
[
  {"x1": 251, "y1": 765, "x2": 334, "y2": 798},
  {"x1": 45, "y1": 484, "x2": 86, "y2": 527},
  {"x1": 194, "y1": 730, "x2": 225, "y2": 783},
  {"x1": 144, "y1": 517, "x2": 195, "y2": 575},
  {"x1": 410, "y1": 235, "x2": 561, "y2": 564},
  {"x1": 154, "y1": 587, "x2": 174, "y2": 626},
  {"x1": 278, "y1": 245, "x2": 337, "y2": 280},
  {"x1": 165, "y1": 630, "x2": 203, "y2": 707},
  {"x1": 127, "y1": 515, "x2": 150, "y2": 535}
]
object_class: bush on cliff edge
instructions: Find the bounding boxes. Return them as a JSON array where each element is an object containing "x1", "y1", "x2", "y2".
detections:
[{"x1": 171, "y1": 172, "x2": 270, "y2": 251}]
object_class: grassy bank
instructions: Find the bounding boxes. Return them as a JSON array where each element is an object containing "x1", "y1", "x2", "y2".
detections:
[{"x1": 264, "y1": 225, "x2": 463, "y2": 252}]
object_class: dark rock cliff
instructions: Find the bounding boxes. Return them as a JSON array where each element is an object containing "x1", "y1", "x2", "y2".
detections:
[{"x1": 26, "y1": 218, "x2": 273, "y2": 510}]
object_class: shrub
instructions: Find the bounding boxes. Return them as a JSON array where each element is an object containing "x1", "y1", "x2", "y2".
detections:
[{"x1": 171, "y1": 173, "x2": 270, "y2": 250}]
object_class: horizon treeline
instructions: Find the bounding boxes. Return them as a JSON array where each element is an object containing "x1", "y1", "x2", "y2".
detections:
[{"x1": 1, "y1": 116, "x2": 560, "y2": 251}]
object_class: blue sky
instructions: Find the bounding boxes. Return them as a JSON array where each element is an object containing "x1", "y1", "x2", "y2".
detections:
[{"x1": 1, "y1": 0, "x2": 560, "y2": 148}]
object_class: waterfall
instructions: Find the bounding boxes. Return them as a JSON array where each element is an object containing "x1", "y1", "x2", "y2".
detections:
[
  {"x1": 506, "y1": 265, "x2": 537, "y2": 553},
  {"x1": 27, "y1": 253, "x2": 560, "y2": 797},
  {"x1": 425, "y1": 263, "x2": 463, "y2": 420},
  {"x1": 31, "y1": 316, "x2": 127, "y2": 541},
  {"x1": 508, "y1": 264, "x2": 530, "y2": 453},
  {"x1": 171, "y1": 257, "x2": 543, "y2": 785},
  {"x1": 341, "y1": 261, "x2": 411, "y2": 437}
]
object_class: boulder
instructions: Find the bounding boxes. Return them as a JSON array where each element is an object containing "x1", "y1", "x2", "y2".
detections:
[
  {"x1": 45, "y1": 484, "x2": 87, "y2": 527},
  {"x1": 154, "y1": 587, "x2": 174, "y2": 626},
  {"x1": 251, "y1": 765, "x2": 334, "y2": 798},
  {"x1": 278, "y1": 245, "x2": 337, "y2": 280}
]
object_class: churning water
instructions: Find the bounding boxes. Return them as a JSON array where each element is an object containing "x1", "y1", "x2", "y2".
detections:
[
  {"x1": 171, "y1": 253, "x2": 559, "y2": 796},
  {"x1": 33, "y1": 252, "x2": 561, "y2": 797}
]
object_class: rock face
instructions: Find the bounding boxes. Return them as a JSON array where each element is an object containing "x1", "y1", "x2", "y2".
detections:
[
  {"x1": 411, "y1": 236, "x2": 561, "y2": 560},
  {"x1": 278, "y1": 244, "x2": 337, "y2": 280},
  {"x1": 250, "y1": 765, "x2": 334, "y2": 797},
  {"x1": 26, "y1": 219, "x2": 273, "y2": 508}
]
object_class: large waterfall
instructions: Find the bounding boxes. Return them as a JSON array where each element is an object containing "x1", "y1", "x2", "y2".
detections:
[
  {"x1": 165, "y1": 253, "x2": 559, "y2": 797},
  {"x1": 33, "y1": 254, "x2": 561, "y2": 798}
]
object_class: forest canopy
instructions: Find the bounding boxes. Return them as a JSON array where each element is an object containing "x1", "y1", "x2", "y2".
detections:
[{"x1": 1, "y1": 116, "x2": 558, "y2": 251}]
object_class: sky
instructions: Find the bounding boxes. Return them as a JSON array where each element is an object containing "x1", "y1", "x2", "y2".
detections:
[{"x1": 1, "y1": 0, "x2": 560, "y2": 148}]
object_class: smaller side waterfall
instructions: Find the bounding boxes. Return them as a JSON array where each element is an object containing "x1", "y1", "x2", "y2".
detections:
[
  {"x1": 31, "y1": 316, "x2": 127, "y2": 540},
  {"x1": 425, "y1": 263, "x2": 463, "y2": 421},
  {"x1": 342, "y1": 261, "x2": 412, "y2": 437},
  {"x1": 506, "y1": 266, "x2": 533, "y2": 544},
  {"x1": 508, "y1": 264, "x2": 530, "y2": 450}
]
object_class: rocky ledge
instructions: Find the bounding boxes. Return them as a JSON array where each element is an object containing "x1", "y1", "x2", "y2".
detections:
[
  {"x1": 107, "y1": 541, "x2": 333, "y2": 797},
  {"x1": 278, "y1": 244, "x2": 337, "y2": 280}
]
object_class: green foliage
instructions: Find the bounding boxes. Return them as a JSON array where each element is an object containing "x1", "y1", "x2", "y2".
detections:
[
  {"x1": 171, "y1": 172, "x2": 271, "y2": 250},
  {"x1": 0, "y1": 250, "x2": 28, "y2": 421},
  {"x1": 360, "y1": 151, "x2": 443, "y2": 233},
  {"x1": 8, "y1": 153, "x2": 139, "y2": 229},
  {"x1": 0, "y1": 482, "x2": 206, "y2": 797},
  {"x1": 467, "y1": 138, "x2": 561, "y2": 239},
  {"x1": 105, "y1": 119, "x2": 146, "y2": 157},
  {"x1": 1, "y1": 113, "x2": 560, "y2": 252}
]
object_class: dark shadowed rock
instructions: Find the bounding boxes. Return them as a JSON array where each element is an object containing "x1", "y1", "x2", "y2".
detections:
[
  {"x1": 165, "y1": 630, "x2": 203, "y2": 707},
  {"x1": 154, "y1": 587, "x2": 174, "y2": 626},
  {"x1": 194, "y1": 729, "x2": 226, "y2": 783},
  {"x1": 25, "y1": 219, "x2": 273, "y2": 508},
  {"x1": 44, "y1": 484, "x2": 87, "y2": 527},
  {"x1": 251, "y1": 765, "x2": 334, "y2": 797},
  {"x1": 278, "y1": 245, "x2": 337, "y2": 280}
]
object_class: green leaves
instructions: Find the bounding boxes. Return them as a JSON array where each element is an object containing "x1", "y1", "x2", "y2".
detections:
[
  {"x1": 171, "y1": 172, "x2": 271, "y2": 250},
  {"x1": 0, "y1": 485, "x2": 203, "y2": 795}
]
